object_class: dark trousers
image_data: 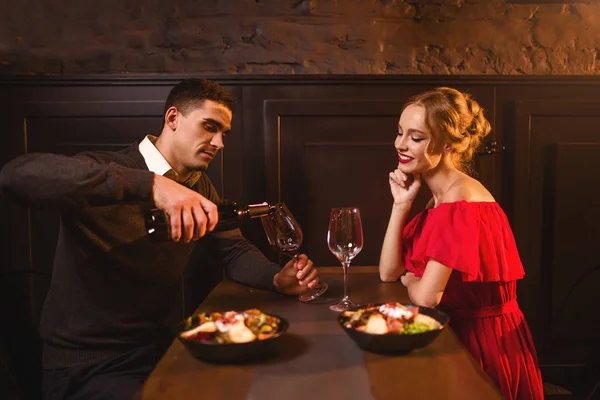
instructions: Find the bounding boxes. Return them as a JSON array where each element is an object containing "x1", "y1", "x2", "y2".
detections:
[{"x1": 42, "y1": 342, "x2": 168, "y2": 400}]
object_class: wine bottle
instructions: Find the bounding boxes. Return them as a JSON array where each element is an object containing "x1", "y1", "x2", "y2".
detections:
[{"x1": 146, "y1": 200, "x2": 273, "y2": 242}]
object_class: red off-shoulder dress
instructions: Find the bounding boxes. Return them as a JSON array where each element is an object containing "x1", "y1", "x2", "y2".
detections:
[{"x1": 403, "y1": 201, "x2": 544, "y2": 400}]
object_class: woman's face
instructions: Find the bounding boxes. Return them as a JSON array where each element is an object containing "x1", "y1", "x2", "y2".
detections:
[{"x1": 394, "y1": 104, "x2": 443, "y2": 175}]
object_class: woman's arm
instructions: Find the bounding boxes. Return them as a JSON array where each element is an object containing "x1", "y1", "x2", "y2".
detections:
[
  {"x1": 402, "y1": 259, "x2": 452, "y2": 308},
  {"x1": 379, "y1": 168, "x2": 422, "y2": 282},
  {"x1": 379, "y1": 204, "x2": 412, "y2": 282}
]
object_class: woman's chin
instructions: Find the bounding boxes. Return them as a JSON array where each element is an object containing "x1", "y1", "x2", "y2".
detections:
[
  {"x1": 397, "y1": 163, "x2": 416, "y2": 174},
  {"x1": 398, "y1": 161, "x2": 436, "y2": 176}
]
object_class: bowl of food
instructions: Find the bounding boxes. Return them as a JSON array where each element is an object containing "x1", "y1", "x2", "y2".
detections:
[
  {"x1": 338, "y1": 302, "x2": 449, "y2": 354},
  {"x1": 177, "y1": 308, "x2": 289, "y2": 363}
]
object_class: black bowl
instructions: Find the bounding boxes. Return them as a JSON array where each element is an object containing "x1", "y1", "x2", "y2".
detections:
[
  {"x1": 177, "y1": 312, "x2": 289, "y2": 364},
  {"x1": 338, "y1": 304, "x2": 449, "y2": 354}
]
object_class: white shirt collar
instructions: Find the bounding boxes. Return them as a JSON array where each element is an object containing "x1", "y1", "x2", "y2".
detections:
[
  {"x1": 138, "y1": 135, "x2": 173, "y2": 176},
  {"x1": 138, "y1": 135, "x2": 201, "y2": 187}
]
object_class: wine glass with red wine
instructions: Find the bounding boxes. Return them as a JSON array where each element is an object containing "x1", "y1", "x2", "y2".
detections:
[{"x1": 260, "y1": 203, "x2": 328, "y2": 302}]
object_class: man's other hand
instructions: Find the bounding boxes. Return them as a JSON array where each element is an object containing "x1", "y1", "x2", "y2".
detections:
[{"x1": 273, "y1": 254, "x2": 320, "y2": 295}]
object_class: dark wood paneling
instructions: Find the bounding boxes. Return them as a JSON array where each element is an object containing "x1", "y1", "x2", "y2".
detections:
[
  {"x1": 263, "y1": 100, "x2": 407, "y2": 265},
  {"x1": 547, "y1": 144, "x2": 600, "y2": 348},
  {"x1": 242, "y1": 83, "x2": 496, "y2": 202},
  {"x1": 243, "y1": 84, "x2": 495, "y2": 264},
  {"x1": 495, "y1": 83, "x2": 600, "y2": 215},
  {"x1": 513, "y1": 100, "x2": 600, "y2": 366},
  {"x1": 304, "y1": 142, "x2": 397, "y2": 266}
]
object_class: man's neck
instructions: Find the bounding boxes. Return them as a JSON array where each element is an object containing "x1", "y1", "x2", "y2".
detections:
[{"x1": 154, "y1": 134, "x2": 192, "y2": 181}]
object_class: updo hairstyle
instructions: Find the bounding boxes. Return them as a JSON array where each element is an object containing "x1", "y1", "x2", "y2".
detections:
[{"x1": 402, "y1": 87, "x2": 491, "y2": 173}]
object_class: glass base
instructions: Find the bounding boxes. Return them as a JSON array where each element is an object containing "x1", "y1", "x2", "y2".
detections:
[
  {"x1": 329, "y1": 297, "x2": 359, "y2": 312},
  {"x1": 298, "y1": 282, "x2": 329, "y2": 302}
]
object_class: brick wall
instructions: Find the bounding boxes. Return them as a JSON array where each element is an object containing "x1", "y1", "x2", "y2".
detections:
[{"x1": 1, "y1": 0, "x2": 599, "y2": 75}]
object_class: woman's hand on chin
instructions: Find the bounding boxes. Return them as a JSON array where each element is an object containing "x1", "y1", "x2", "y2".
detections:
[{"x1": 389, "y1": 169, "x2": 421, "y2": 208}]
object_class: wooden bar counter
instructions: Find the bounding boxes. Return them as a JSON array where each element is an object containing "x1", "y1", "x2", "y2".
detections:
[{"x1": 141, "y1": 267, "x2": 503, "y2": 400}]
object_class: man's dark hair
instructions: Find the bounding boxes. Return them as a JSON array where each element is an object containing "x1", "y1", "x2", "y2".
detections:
[{"x1": 164, "y1": 78, "x2": 235, "y2": 116}]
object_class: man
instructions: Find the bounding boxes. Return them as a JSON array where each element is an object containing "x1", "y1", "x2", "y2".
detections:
[{"x1": 0, "y1": 78, "x2": 320, "y2": 400}]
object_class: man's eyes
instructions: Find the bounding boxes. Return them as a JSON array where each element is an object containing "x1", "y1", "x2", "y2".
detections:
[{"x1": 203, "y1": 123, "x2": 217, "y2": 132}]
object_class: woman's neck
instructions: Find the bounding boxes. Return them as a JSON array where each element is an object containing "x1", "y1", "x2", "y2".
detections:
[{"x1": 422, "y1": 156, "x2": 464, "y2": 206}]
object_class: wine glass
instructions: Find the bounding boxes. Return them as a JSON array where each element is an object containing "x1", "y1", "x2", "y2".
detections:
[
  {"x1": 328, "y1": 207, "x2": 363, "y2": 312},
  {"x1": 260, "y1": 203, "x2": 328, "y2": 302}
]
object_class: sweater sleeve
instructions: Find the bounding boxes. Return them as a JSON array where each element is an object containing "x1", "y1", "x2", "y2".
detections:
[
  {"x1": 207, "y1": 229, "x2": 282, "y2": 291},
  {"x1": 0, "y1": 153, "x2": 154, "y2": 210}
]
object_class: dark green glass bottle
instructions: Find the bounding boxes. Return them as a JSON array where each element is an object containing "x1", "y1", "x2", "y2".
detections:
[{"x1": 146, "y1": 201, "x2": 273, "y2": 242}]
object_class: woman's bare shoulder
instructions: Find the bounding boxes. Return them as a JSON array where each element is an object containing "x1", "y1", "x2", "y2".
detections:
[{"x1": 443, "y1": 176, "x2": 495, "y2": 203}]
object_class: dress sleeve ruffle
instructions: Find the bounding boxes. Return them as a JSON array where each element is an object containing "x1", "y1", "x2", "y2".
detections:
[{"x1": 403, "y1": 201, "x2": 525, "y2": 283}]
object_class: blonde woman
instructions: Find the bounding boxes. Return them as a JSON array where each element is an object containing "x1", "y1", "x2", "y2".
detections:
[{"x1": 379, "y1": 87, "x2": 544, "y2": 400}]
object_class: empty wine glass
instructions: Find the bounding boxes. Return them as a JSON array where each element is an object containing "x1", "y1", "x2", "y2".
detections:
[
  {"x1": 260, "y1": 203, "x2": 328, "y2": 302},
  {"x1": 328, "y1": 207, "x2": 363, "y2": 312}
]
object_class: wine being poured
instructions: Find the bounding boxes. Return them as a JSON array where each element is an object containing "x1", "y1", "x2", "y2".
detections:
[{"x1": 260, "y1": 203, "x2": 328, "y2": 302}]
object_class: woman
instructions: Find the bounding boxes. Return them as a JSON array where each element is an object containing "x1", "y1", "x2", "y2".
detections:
[{"x1": 379, "y1": 87, "x2": 544, "y2": 400}]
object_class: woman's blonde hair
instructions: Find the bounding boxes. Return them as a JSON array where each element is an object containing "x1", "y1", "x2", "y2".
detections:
[{"x1": 402, "y1": 87, "x2": 491, "y2": 173}]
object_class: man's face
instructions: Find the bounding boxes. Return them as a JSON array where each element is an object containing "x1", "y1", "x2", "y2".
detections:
[{"x1": 169, "y1": 100, "x2": 232, "y2": 173}]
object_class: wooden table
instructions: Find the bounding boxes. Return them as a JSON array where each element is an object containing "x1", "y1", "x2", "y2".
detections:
[{"x1": 141, "y1": 267, "x2": 503, "y2": 400}]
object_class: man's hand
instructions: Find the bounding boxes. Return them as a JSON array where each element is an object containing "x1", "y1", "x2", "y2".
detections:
[
  {"x1": 152, "y1": 174, "x2": 218, "y2": 242},
  {"x1": 273, "y1": 254, "x2": 320, "y2": 295}
]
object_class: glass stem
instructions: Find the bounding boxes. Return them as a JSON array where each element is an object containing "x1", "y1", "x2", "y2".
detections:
[{"x1": 342, "y1": 261, "x2": 350, "y2": 301}]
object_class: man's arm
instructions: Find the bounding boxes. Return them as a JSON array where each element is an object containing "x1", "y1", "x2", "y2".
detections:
[
  {"x1": 191, "y1": 175, "x2": 280, "y2": 289},
  {"x1": 0, "y1": 153, "x2": 153, "y2": 210},
  {"x1": 208, "y1": 229, "x2": 282, "y2": 291},
  {"x1": 191, "y1": 175, "x2": 319, "y2": 293},
  {"x1": 207, "y1": 230, "x2": 320, "y2": 295}
]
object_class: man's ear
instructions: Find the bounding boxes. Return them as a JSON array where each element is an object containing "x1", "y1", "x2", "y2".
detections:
[{"x1": 164, "y1": 107, "x2": 179, "y2": 130}]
